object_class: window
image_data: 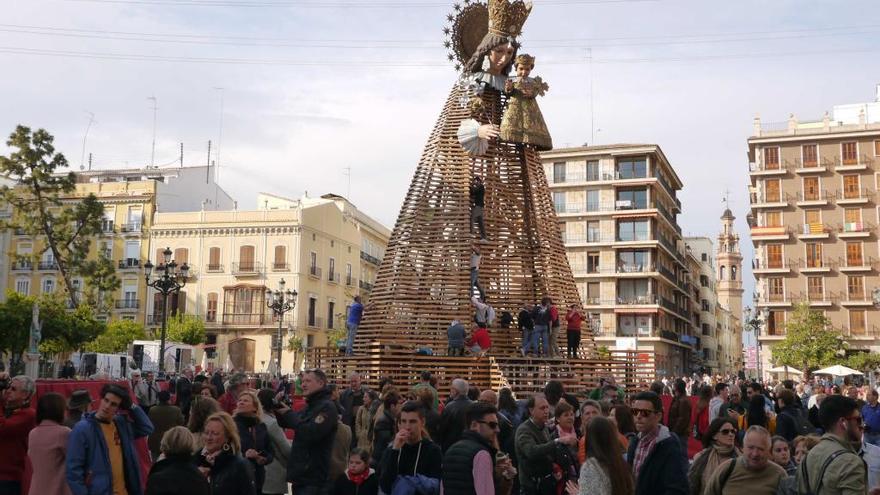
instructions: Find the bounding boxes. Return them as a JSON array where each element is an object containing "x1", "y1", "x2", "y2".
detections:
[
  {"x1": 124, "y1": 241, "x2": 140, "y2": 263},
  {"x1": 875, "y1": 140, "x2": 880, "y2": 156},
  {"x1": 844, "y1": 208, "x2": 861, "y2": 225},
  {"x1": 616, "y1": 189, "x2": 648, "y2": 209},
  {"x1": 174, "y1": 248, "x2": 188, "y2": 264},
  {"x1": 802, "y1": 144, "x2": 818, "y2": 166},
  {"x1": 310, "y1": 252, "x2": 317, "y2": 269},
  {"x1": 843, "y1": 175, "x2": 860, "y2": 199},
  {"x1": 719, "y1": 266, "x2": 725, "y2": 280},
  {"x1": 617, "y1": 220, "x2": 649, "y2": 242},
  {"x1": 766, "y1": 244, "x2": 783, "y2": 269},
  {"x1": 239, "y1": 245, "x2": 255, "y2": 270},
  {"x1": 208, "y1": 247, "x2": 221, "y2": 271},
  {"x1": 731, "y1": 266, "x2": 737, "y2": 280},
  {"x1": 701, "y1": 253, "x2": 707, "y2": 262},
  {"x1": 327, "y1": 301, "x2": 335, "y2": 329},
  {"x1": 767, "y1": 310, "x2": 785, "y2": 336},
  {"x1": 585, "y1": 282, "x2": 600, "y2": 304},
  {"x1": 127, "y1": 206, "x2": 143, "y2": 228},
  {"x1": 308, "y1": 297, "x2": 317, "y2": 326},
  {"x1": 329, "y1": 258, "x2": 336, "y2": 281},
  {"x1": 849, "y1": 310, "x2": 867, "y2": 334},
  {"x1": 222, "y1": 286, "x2": 267, "y2": 324},
  {"x1": 587, "y1": 252, "x2": 600, "y2": 273},
  {"x1": 763, "y1": 147, "x2": 780, "y2": 169},
  {"x1": 803, "y1": 177, "x2": 819, "y2": 201},
  {"x1": 273, "y1": 245, "x2": 287, "y2": 270},
  {"x1": 616, "y1": 157, "x2": 647, "y2": 179},
  {"x1": 765, "y1": 211, "x2": 782, "y2": 227},
  {"x1": 846, "y1": 242, "x2": 863, "y2": 266},
  {"x1": 807, "y1": 277, "x2": 823, "y2": 300},
  {"x1": 767, "y1": 277, "x2": 784, "y2": 302},
  {"x1": 618, "y1": 315, "x2": 650, "y2": 337},
  {"x1": 586, "y1": 221, "x2": 600, "y2": 242},
  {"x1": 586, "y1": 160, "x2": 599, "y2": 181},
  {"x1": 804, "y1": 209, "x2": 821, "y2": 225},
  {"x1": 618, "y1": 250, "x2": 650, "y2": 272},
  {"x1": 15, "y1": 279, "x2": 29, "y2": 295},
  {"x1": 842, "y1": 142, "x2": 858, "y2": 164},
  {"x1": 586, "y1": 190, "x2": 599, "y2": 212},
  {"x1": 553, "y1": 192, "x2": 566, "y2": 213},
  {"x1": 42, "y1": 278, "x2": 55, "y2": 293},
  {"x1": 805, "y1": 243, "x2": 823, "y2": 268},
  {"x1": 764, "y1": 179, "x2": 781, "y2": 202},
  {"x1": 618, "y1": 279, "x2": 651, "y2": 303},
  {"x1": 553, "y1": 162, "x2": 566, "y2": 183},
  {"x1": 206, "y1": 293, "x2": 218, "y2": 322},
  {"x1": 346, "y1": 263, "x2": 353, "y2": 285},
  {"x1": 847, "y1": 275, "x2": 864, "y2": 299}
]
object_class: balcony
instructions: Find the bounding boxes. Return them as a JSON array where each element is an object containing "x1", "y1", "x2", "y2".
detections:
[
  {"x1": 205, "y1": 263, "x2": 224, "y2": 273},
  {"x1": 796, "y1": 223, "x2": 830, "y2": 239},
  {"x1": 306, "y1": 316, "x2": 325, "y2": 329},
  {"x1": 837, "y1": 222, "x2": 873, "y2": 239},
  {"x1": 795, "y1": 191, "x2": 832, "y2": 207},
  {"x1": 12, "y1": 260, "x2": 33, "y2": 271},
  {"x1": 749, "y1": 192, "x2": 789, "y2": 209},
  {"x1": 119, "y1": 222, "x2": 143, "y2": 234},
  {"x1": 555, "y1": 202, "x2": 615, "y2": 215},
  {"x1": 13, "y1": 228, "x2": 28, "y2": 237},
  {"x1": 617, "y1": 294, "x2": 658, "y2": 305},
  {"x1": 118, "y1": 258, "x2": 140, "y2": 270},
  {"x1": 37, "y1": 261, "x2": 59, "y2": 271},
  {"x1": 837, "y1": 188, "x2": 873, "y2": 206},
  {"x1": 749, "y1": 226, "x2": 790, "y2": 241},
  {"x1": 562, "y1": 232, "x2": 614, "y2": 245},
  {"x1": 839, "y1": 324, "x2": 879, "y2": 339},
  {"x1": 798, "y1": 258, "x2": 832, "y2": 273},
  {"x1": 328, "y1": 271, "x2": 341, "y2": 284},
  {"x1": 833, "y1": 154, "x2": 873, "y2": 172},
  {"x1": 653, "y1": 173, "x2": 682, "y2": 211},
  {"x1": 748, "y1": 160, "x2": 788, "y2": 176},
  {"x1": 791, "y1": 291, "x2": 832, "y2": 308},
  {"x1": 231, "y1": 262, "x2": 262, "y2": 276},
  {"x1": 115, "y1": 299, "x2": 139, "y2": 311},
  {"x1": 837, "y1": 290, "x2": 875, "y2": 307},
  {"x1": 222, "y1": 313, "x2": 271, "y2": 325},
  {"x1": 792, "y1": 158, "x2": 826, "y2": 174},
  {"x1": 360, "y1": 251, "x2": 381, "y2": 266},
  {"x1": 838, "y1": 256, "x2": 874, "y2": 273},
  {"x1": 308, "y1": 265, "x2": 322, "y2": 279},
  {"x1": 359, "y1": 280, "x2": 374, "y2": 291},
  {"x1": 345, "y1": 275, "x2": 356, "y2": 286},
  {"x1": 271, "y1": 262, "x2": 290, "y2": 271},
  {"x1": 100, "y1": 220, "x2": 115, "y2": 234},
  {"x1": 755, "y1": 293, "x2": 792, "y2": 308}
]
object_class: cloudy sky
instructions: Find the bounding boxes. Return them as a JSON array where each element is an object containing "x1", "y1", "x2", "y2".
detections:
[{"x1": 4, "y1": 0, "x2": 880, "y2": 322}]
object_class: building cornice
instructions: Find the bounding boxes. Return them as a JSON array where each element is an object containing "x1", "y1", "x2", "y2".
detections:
[{"x1": 150, "y1": 225, "x2": 302, "y2": 237}]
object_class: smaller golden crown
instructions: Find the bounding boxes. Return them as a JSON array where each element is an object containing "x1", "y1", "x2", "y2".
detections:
[
  {"x1": 515, "y1": 53, "x2": 535, "y2": 67},
  {"x1": 488, "y1": 0, "x2": 532, "y2": 38}
]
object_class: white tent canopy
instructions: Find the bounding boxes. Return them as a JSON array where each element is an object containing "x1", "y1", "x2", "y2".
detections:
[
  {"x1": 767, "y1": 365, "x2": 803, "y2": 375},
  {"x1": 813, "y1": 365, "x2": 863, "y2": 376}
]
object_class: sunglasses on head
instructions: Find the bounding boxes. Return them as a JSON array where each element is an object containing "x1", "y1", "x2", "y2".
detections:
[{"x1": 631, "y1": 408, "x2": 657, "y2": 417}]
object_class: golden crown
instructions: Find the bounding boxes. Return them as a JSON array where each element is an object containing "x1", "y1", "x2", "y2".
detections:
[
  {"x1": 488, "y1": 0, "x2": 532, "y2": 38},
  {"x1": 515, "y1": 53, "x2": 535, "y2": 67}
]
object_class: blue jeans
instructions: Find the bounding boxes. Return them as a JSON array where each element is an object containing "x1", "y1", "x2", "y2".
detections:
[
  {"x1": 534, "y1": 324, "x2": 549, "y2": 356},
  {"x1": 522, "y1": 328, "x2": 535, "y2": 354},
  {"x1": 866, "y1": 431, "x2": 880, "y2": 447},
  {"x1": 345, "y1": 322, "x2": 358, "y2": 355},
  {"x1": 470, "y1": 268, "x2": 485, "y2": 300}
]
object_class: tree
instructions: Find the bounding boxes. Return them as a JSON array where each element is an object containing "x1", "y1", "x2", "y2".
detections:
[
  {"x1": 0, "y1": 291, "x2": 36, "y2": 361},
  {"x1": 770, "y1": 302, "x2": 846, "y2": 379},
  {"x1": 0, "y1": 125, "x2": 119, "y2": 309},
  {"x1": 86, "y1": 320, "x2": 146, "y2": 354},
  {"x1": 846, "y1": 352, "x2": 880, "y2": 375},
  {"x1": 165, "y1": 314, "x2": 207, "y2": 346}
]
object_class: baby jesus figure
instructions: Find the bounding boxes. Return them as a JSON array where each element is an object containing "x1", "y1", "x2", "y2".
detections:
[{"x1": 500, "y1": 53, "x2": 552, "y2": 151}]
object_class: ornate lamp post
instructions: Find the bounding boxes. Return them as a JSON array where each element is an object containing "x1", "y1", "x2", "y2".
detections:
[
  {"x1": 144, "y1": 247, "x2": 189, "y2": 373},
  {"x1": 744, "y1": 302, "x2": 768, "y2": 381},
  {"x1": 266, "y1": 278, "x2": 296, "y2": 376}
]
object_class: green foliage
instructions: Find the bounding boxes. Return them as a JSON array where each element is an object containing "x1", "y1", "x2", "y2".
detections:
[
  {"x1": 846, "y1": 352, "x2": 880, "y2": 373},
  {"x1": 86, "y1": 320, "x2": 146, "y2": 354},
  {"x1": 770, "y1": 303, "x2": 846, "y2": 377},
  {"x1": 165, "y1": 314, "x2": 207, "y2": 346},
  {"x1": 0, "y1": 125, "x2": 119, "y2": 308},
  {"x1": 0, "y1": 291, "x2": 36, "y2": 357},
  {"x1": 287, "y1": 335, "x2": 304, "y2": 353},
  {"x1": 0, "y1": 291, "x2": 104, "y2": 357},
  {"x1": 596, "y1": 346, "x2": 611, "y2": 359}
]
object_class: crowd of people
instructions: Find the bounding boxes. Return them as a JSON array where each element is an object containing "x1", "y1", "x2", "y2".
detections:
[{"x1": 2, "y1": 367, "x2": 880, "y2": 495}]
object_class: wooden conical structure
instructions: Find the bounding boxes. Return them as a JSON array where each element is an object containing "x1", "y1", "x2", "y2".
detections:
[{"x1": 355, "y1": 82, "x2": 590, "y2": 354}]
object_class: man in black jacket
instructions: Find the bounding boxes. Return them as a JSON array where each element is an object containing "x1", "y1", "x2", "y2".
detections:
[
  {"x1": 775, "y1": 388, "x2": 813, "y2": 441},
  {"x1": 438, "y1": 378, "x2": 473, "y2": 452},
  {"x1": 274, "y1": 368, "x2": 339, "y2": 495},
  {"x1": 379, "y1": 401, "x2": 443, "y2": 493},
  {"x1": 626, "y1": 391, "x2": 688, "y2": 495},
  {"x1": 443, "y1": 402, "x2": 515, "y2": 495}
]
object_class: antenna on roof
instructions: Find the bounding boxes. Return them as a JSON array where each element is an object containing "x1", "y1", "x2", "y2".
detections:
[
  {"x1": 206, "y1": 140, "x2": 212, "y2": 184},
  {"x1": 80, "y1": 111, "x2": 96, "y2": 170},
  {"x1": 179, "y1": 143, "x2": 184, "y2": 168}
]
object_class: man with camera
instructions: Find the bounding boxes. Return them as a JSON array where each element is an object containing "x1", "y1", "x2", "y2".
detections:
[
  {"x1": 66, "y1": 383, "x2": 154, "y2": 495},
  {"x1": 0, "y1": 373, "x2": 36, "y2": 495}
]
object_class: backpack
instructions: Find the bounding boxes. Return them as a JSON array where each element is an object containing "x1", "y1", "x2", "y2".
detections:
[
  {"x1": 782, "y1": 409, "x2": 816, "y2": 437},
  {"x1": 799, "y1": 449, "x2": 848, "y2": 495}
]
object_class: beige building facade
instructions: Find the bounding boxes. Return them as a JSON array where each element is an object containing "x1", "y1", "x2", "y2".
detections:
[
  {"x1": 748, "y1": 90, "x2": 880, "y2": 371},
  {"x1": 542, "y1": 144, "x2": 698, "y2": 377},
  {"x1": 147, "y1": 193, "x2": 390, "y2": 373}
]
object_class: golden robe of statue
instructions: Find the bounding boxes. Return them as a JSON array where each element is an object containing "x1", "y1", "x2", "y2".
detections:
[{"x1": 500, "y1": 75, "x2": 552, "y2": 151}]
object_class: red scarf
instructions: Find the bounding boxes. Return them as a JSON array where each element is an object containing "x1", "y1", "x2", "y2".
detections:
[{"x1": 347, "y1": 469, "x2": 371, "y2": 486}]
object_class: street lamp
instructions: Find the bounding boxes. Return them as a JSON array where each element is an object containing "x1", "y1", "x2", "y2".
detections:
[
  {"x1": 144, "y1": 247, "x2": 189, "y2": 373},
  {"x1": 266, "y1": 278, "x2": 297, "y2": 376},
  {"x1": 744, "y1": 302, "x2": 768, "y2": 381}
]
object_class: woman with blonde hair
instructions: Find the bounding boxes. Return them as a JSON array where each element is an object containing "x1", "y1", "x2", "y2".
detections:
[
  {"x1": 195, "y1": 412, "x2": 255, "y2": 495},
  {"x1": 187, "y1": 396, "x2": 221, "y2": 451},
  {"x1": 233, "y1": 390, "x2": 272, "y2": 493},
  {"x1": 145, "y1": 426, "x2": 210, "y2": 495}
]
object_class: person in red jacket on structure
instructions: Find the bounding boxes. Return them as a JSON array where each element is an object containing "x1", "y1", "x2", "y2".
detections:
[
  {"x1": 0, "y1": 372, "x2": 37, "y2": 495},
  {"x1": 468, "y1": 324, "x2": 491, "y2": 357}
]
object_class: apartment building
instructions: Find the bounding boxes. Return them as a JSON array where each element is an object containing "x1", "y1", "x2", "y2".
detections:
[
  {"x1": 542, "y1": 144, "x2": 696, "y2": 377},
  {"x1": 5, "y1": 166, "x2": 232, "y2": 324},
  {"x1": 748, "y1": 87, "x2": 880, "y2": 371},
  {"x1": 147, "y1": 193, "x2": 390, "y2": 373}
]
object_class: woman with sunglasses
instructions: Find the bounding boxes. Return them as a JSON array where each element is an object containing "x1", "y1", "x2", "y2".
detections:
[{"x1": 687, "y1": 417, "x2": 740, "y2": 495}]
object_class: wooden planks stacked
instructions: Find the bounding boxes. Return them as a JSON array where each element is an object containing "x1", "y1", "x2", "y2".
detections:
[{"x1": 354, "y1": 80, "x2": 587, "y2": 355}]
